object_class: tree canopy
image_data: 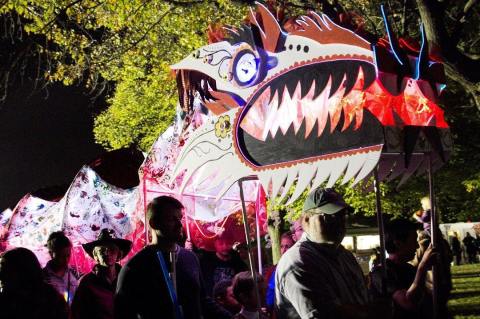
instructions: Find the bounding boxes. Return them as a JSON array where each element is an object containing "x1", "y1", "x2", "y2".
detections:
[{"x1": 1, "y1": 0, "x2": 479, "y2": 222}]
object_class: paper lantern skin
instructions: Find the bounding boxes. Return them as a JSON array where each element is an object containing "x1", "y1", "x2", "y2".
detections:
[{"x1": 171, "y1": 3, "x2": 450, "y2": 203}]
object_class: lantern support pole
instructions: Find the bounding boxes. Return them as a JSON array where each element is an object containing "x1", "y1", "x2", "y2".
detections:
[
  {"x1": 373, "y1": 167, "x2": 387, "y2": 295},
  {"x1": 255, "y1": 184, "x2": 263, "y2": 275},
  {"x1": 238, "y1": 176, "x2": 261, "y2": 316},
  {"x1": 142, "y1": 175, "x2": 149, "y2": 245},
  {"x1": 427, "y1": 153, "x2": 439, "y2": 319}
]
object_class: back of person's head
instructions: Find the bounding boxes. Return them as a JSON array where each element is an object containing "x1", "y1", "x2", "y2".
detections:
[
  {"x1": 214, "y1": 232, "x2": 235, "y2": 259},
  {"x1": 0, "y1": 247, "x2": 43, "y2": 292},
  {"x1": 232, "y1": 271, "x2": 264, "y2": 306},
  {"x1": 384, "y1": 219, "x2": 418, "y2": 254},
  {"x1": 146, "y1": 196, "x2": 183, "y2": 226},
  {"x1": 46, "y1": 231, "x2": 72, "y2": 253},
  {"x1": 213, "y1": 279, "x2": 241, "y2": 313}
]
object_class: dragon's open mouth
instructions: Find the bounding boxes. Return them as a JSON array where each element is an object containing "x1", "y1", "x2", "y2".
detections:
[{"x1": 237, "y1": 60, "x2": 385, "y2": 167}]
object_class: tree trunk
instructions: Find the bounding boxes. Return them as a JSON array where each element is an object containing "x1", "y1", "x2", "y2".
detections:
[
  {"x1": 268, "y1": 209, "x2": 283, "y2": 265},
  {"x1": 416, "y1": 0, "x2": 480, "y2": 109}
]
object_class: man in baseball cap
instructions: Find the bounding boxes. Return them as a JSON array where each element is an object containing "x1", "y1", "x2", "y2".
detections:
[{"x1": 275, "y1": 187, "x2": 385, "y2": 319}]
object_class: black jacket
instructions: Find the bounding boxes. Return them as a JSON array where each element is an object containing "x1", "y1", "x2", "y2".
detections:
[{"x1": 114, "y1": 245, "x2": 231, "y2": 319}]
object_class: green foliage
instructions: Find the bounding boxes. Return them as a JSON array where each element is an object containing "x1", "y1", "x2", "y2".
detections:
[
  {"x1": 93, "y1": 74, "x2": 176, "y2": 150},
  {"x1": 268, "y1": 187, "x2": 308, "y2": 223},
  {"x1": 1, "y1": 0, "x2": 248, "y2": 149}
]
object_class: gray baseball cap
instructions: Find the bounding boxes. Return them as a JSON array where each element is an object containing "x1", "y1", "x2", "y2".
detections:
[{"x1": 302, "y1": 188, "x2": 350, "y2": 214}]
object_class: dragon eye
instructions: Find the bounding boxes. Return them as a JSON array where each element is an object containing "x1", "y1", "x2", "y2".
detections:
[{"x1": 233, "y1": 50, "x2": 259, "y2": 86}]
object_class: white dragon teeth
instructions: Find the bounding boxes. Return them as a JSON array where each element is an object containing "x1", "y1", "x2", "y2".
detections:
[
  {"x1": 271, "y1": 169, "x2": 289, "y2": 199},
  {"x1": 278, "y1": 166, "x2": 299, "y2": 201},
  {"x1": 242, "y1": 73, "x2": 367, "y2": 142},
  {"x1": 259, "y1": 147, "x2": 383, "y2": 204},
  {"x1": 326, "y1": 157, "x2": 349, "y2": 188},
  {"x1": 286, "y1": 164, "x2": 317, "y2": 205},
  {"x1": 341, "y1": 152, "x2": 369, "y2": 184},
  {"x1": 351, "y1": 148, "x2": 382, "y2": 187}
]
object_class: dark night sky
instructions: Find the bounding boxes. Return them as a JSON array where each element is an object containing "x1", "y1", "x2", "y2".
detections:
[{"x1": 0, "y1": 82, "x2": 104, "y2": 211}]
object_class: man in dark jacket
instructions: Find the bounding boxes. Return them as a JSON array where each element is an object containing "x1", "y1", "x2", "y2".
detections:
[
  {"x1": 114, "y1": 196, "x2": 231, "y2": 319},
  {"x1": 71, "y1": 229, "x2": 132, "y2": 319}
]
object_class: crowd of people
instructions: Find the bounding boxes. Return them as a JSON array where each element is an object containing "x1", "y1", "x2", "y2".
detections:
[
  {"x1": 0, "y1": 188, "x2": 455, "y2": 319},
  {"x1": 449, "y1": 231, "x2": 480, "y2": 265}
]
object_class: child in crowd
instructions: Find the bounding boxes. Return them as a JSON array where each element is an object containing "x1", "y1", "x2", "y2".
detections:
[
  {"x1": 213, "y1": 279, "x2": 241, "y2": 314},
  {"x1": 231, "y1": 271, "x2": 268, "y2": 319}
]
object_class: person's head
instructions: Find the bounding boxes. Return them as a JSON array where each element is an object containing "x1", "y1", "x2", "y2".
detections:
[
  {"x1": 215, "y1": 233, "x2": 234, "y2": 261},
  {"x1": 290, "y1": 220, "x2": 304, "y2": 242},
  {"x1": 83, "y1": 229, "x2": 132, "y2": 267},
  {"x1": 147, "y1": 196, "x2": 184, "y2": 244},
  {"x1": 93, "y1": 243, "x2": 120, "y2": 267},
  {"x1": 232, "y1": 271, "x2": 265, "y2": 311},
  {"x1": 280, "y1": 232, "x2": 294, "y2": 255},
  {"x1": 301, "y1": 188, "x2": 349, "y2": 245},
  {"x1": 0, "y1": 247, "x2": 43, "y2": 293},
  {"x1": 421, "y1": 196, "x2": 431, "y2": 211},
  {"x1": 213, "y1": 279, "x2": 241, "y2": 313},
  {"x1": 46, "y1": 231, "x2": 72, "y2": 269},
  {"x1": 233, "y1": 242, "x2": 249, "y2": 261},
  {"x1": 384, "y1": 219, "x2": 419, "y2": 262}
]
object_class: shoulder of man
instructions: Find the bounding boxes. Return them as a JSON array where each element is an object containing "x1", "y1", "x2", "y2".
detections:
[
  {"x1": 42, "y1": 262, "x2": 53, "y2": 275},
  {"x1": 78, "y1": 271, "x2": 94, "y2": 282},
  {"x1": 123, "y1": 246, "x2": 154, "y2": 267},
  {"x1": 275, "y1": 242, "x2": 315, "y2": 278},
  {"x1": 177, "y1": 246, "x2": 200, "y2": 264}
]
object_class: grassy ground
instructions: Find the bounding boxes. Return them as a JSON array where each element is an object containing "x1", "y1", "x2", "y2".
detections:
[{"x1": 449, "y1": 263, "x2": 480, "y2": 318}]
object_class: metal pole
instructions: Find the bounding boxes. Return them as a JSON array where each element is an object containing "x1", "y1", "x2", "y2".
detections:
[
  {"x1": 255, "y1": 184, "x2": 263, "y2": 275},
  {"x1": 142, "y1": 176, "x2": 149, "y2": 245},
  {"x1": 238, "y1": 178, "x2": 262, "y2": 315},
  {"x1": 427, "y1": 153, "x2": 438, "y2": 319},
  {"x1": 185, "y1": 212, "x2": 191, "y2": 241},
  {"x1": 256, "y1": 215, "x2": 263, "y2": 275},
  {"x1": 170, "y1": 251, "x2": 177, "y2": 294},
  {"x1": 373, "y1": 167, "x2": 387, "y2": 296}
]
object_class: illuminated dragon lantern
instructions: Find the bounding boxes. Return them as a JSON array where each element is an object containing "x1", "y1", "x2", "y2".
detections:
[{"x1": 171, "y1": 3, "x2": 452, "y2": 204}]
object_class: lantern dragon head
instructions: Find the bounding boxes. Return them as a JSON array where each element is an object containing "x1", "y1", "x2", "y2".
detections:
[{"x1": 171, "y1": 3, "x2": 450, "y2": 203}]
